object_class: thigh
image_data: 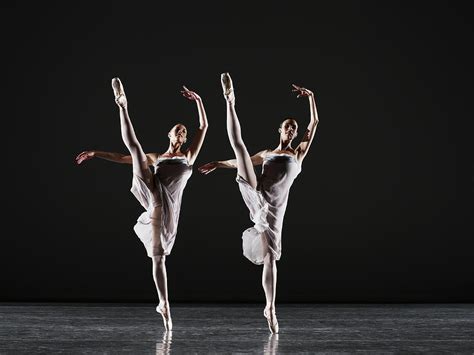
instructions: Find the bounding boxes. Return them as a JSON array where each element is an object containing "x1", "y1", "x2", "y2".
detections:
[
  {"x1": 132, "y1": 157, "x2": 154, "y2": 191},
  {"x1": 235, "y1": 145, "x2": 258, "y2": 189},
  {"x1": 150, "y1": 208, "x2": 165, "y2": 255}
]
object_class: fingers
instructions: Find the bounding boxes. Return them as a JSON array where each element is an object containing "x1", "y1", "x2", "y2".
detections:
[
  {"x1": 292, "y1": 84, "x2": 313, "y2": 98},
  {"x1": 181, "y1": 85, "x2": 194, "y2": 95},
  {"x1": 75, "y1": 152, "x2": 85, "y2": 162},
  {"x1": 292, "y1": 84, "x2": 305, "y2": 97},
  {"x1": 181, "y1": 92, "x2": 194, "y2": 100},
  {"x1": 180, "y1": 86, "x2": 192, "y2": 94},
  {"x1": 292, "y1": 84, "x2": 303, "y2": 92},
  {"x1": 75, "y1": 151, "x2": 93, "y2": 165},
  {"x1": 197, "y1": 165, "x2": 214, "y2": 174}
]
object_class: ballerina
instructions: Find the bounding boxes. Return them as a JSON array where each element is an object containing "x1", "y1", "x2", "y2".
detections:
[
  {"x1": 198, "y1": 73, "x2": 319, "y2": 333},
  {"x1": 76, "y1": 78, "x2": 209, "y2": 330}
]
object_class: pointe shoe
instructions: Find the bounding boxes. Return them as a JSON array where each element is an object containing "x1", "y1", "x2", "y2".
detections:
[
  {"x1": 264, "y1": 309, "x2": 279, "y2": 334},
  {"x1": 156, "y1": 304, "x2": 173, "y2": 331},
  {"x1": 111, "y1": 77, "x2": 124, "y2": 97},
  {"x1": 220, "y1": 72, "x2": 235, "y2": 103},
  {"x1": 111, "y1": 77, "x2": 127, "y2": 108}
]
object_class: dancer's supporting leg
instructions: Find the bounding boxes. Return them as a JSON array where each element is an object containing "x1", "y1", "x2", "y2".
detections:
[
  {"x1": 221, "y1": 73, "x2": 278, "y2": 333},
  {"x1": 112, "y1": 77, "x2": 171, "y2": 330},
  {"x1": 152, "y1": 253, "x2": 172, "y2": 331},
  {"x1": 263, "y1": 252, "x2": 279, "y2": 333}
]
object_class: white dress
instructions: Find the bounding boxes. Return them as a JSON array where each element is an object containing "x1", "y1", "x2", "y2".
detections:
[
  {"x1": 237, "y1": 153, "x2": 301, "y2": 265},
  {"x1": 130, "y1": 156, "x2": 192, "y2": 257}
]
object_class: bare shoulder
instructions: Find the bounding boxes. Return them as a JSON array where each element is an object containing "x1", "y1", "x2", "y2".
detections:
[
  {"x1": 255, "y1": 149, "x2": 271, "y2": 158},
  {"x1": 146, "y1": 153, "x2": 160, "y2": 165}
]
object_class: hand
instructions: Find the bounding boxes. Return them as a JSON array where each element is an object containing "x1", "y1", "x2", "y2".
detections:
[
  {"x1": 292, "y1": 84, "x2": 313, "y2": 98},
  {"x1": 198, "y1": 161, "x2": 218, "y2": 175},
  {"x1": 181, "y1": 86, "x2": 201, "y2": 101},
  {"x1": 75, "y1": 151, "x2": 95, "y2": 165}
]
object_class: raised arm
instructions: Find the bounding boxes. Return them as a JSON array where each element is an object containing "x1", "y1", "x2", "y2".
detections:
[
  {"x1": 181, "y1": 86, "x2": 209, "y2": 165},
  {"x1": 75, "y1": 150, "x2": 157, "y2": 165},
  {"x1": 198, "y1": 150, "x2": 268, "y2": 175},
  {"x1": 292, "y1": 84, "x2": 319, "y2": 163}
]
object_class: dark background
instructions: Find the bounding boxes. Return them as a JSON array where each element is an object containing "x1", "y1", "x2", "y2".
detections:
[{"x1": 3, "y1": 2, "x2": 473, "y2": 303}]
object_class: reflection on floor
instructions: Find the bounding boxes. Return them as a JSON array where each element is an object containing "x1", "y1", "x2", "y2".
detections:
[{"x1": 1, "y1": 303, "x2": 473, "y2": 353}]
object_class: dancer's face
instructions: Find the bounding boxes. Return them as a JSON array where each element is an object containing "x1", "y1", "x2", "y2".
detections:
[
  {"x1": 279, "y1": 119, "x2": 298, "y2": 141},
  {"x1": 168, "y1": 124, "x2": 187, "y2": 144}
]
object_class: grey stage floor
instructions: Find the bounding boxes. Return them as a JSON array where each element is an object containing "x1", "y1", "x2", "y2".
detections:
[{"x1": 0, "y1": 304, "x2": 473, "y2": 354}]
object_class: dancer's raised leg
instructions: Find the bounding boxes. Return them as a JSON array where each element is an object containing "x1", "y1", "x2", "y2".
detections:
[
  {"x1": 112, "y1": 77, "x2": 152, "y2": 184},
  {"x1": 221, "y1": 73, "x2": 258, "y2": 188}
]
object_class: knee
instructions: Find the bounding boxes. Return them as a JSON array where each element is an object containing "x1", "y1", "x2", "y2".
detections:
[
  {"x1": 263, "y1": 252, "x2": 276, "y2": 265},
  {"x1": 150, "y1": 207, "x2": 162, "y2": 220},
  {"x1": 152, "y1": 254, "x2": 166, "y2": 264},
  {"x1": 151, "y1": 241, "x2": 164, "y2": 254},
  {"x1": 150, "y1": 239, "x2": 164, "y2": 258}
]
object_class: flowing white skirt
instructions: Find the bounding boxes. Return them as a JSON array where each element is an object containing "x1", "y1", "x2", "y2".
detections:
[
  {"x1": 130, "y1": 174, "x2": 177, "y2": 257},
  {"x1": 236, "y1": 175, "x2": 282, "y2": 265}
]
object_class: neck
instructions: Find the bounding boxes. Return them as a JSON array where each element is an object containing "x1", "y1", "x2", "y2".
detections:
[
  {"x1": 277, "y1": 138, "x2": 293, "y2": 151},
  {"x1": 167, "y1": 141, "x2": 182, "y2": 154}
]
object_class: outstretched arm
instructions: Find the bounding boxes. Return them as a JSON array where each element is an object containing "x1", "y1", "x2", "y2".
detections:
[
  {"x1": 75, "y1": 150, "x2": 157, "y2": 165},
  {"x1": 181, "y1": 86, "x2": 209, "y2": 165},
  {"x1": 198, "y1": 150, "x2": 268, "y2": 175},
  {"x1": 292, "y1": 84, "x2": 319, "y2": 162}
]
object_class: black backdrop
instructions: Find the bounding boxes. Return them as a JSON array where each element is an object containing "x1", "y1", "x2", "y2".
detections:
[{"x1": 3, "y1": 2, "x2": 473, "y2": 302}]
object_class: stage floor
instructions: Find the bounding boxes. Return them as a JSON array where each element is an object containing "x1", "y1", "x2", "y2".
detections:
[{"x1": 1, "y1": 303, "x2": 473, "y2": 353}]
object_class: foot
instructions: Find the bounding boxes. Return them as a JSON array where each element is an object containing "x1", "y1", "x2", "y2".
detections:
[
  {"x1": 220, "y1": 72, "x2": 235, "y2": 103},
  {"x1": 111, "y1": 77, "x2": 127, "y2": 108},
  {"x1": 264, "y1": 308, "x2": 279, "y2": 334},
  {"x1": 156, "y1": 303, "x2": 173, "y2": 331}
]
